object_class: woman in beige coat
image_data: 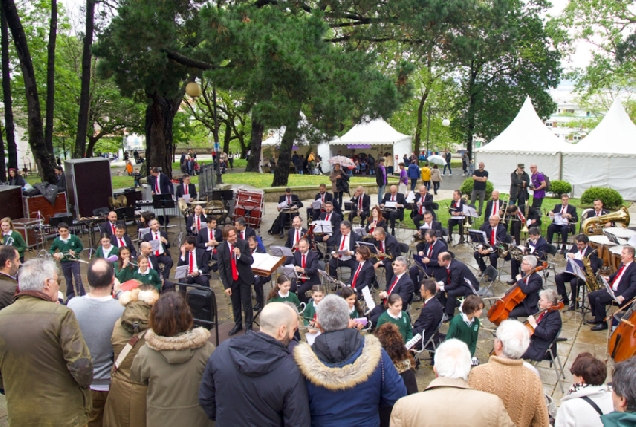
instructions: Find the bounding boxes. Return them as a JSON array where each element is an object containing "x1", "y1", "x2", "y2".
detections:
[
  {"x1": 131, "y1": 292, "x2": 215, "y2": 427},
  {"x1": 430, "y1": 164, "x2": 442, "y2": 195}
]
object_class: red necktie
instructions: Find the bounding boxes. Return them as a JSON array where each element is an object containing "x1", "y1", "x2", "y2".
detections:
[
  {"x1": 359, "y1": 196, "x2": 362, "y2": 211},
  {"x1": 490, "y1": 229, "x2": 495, "y2": 246},
  {"x1": 612, "y1": 265, "x2": 626, "y2": 291},
  {"x1": 492, "y1": 202, "x2": 497, "y2": 217},
  {"x1": 301, "y1": 253, "x2": 307, "y2": 282},
  {"x1": 387, "y1": 276, "x2": 398, "y2": 294},
  {"x1": 380, "y1": 241, "x2": 385, "y2": 253},
  {"x1": 296, "y1": 230, "x2": 300, "y2": 244},
  {"x1": 536, "y1": 311, "x2": 546, "y2": 324},
  {"x1": 184, "y1": 185, "x2": 188, "y2": 195},
  {"x1": 210, "y1": 230, "x2": 217, "y2": 254},
  {"x1": 196, "y1": 216, "x2": 200, "y2": 231},
  {"x1": 392, "y1": 195, "x2": 395, "y2": 202},
  {"x1": 119, "y1": 238, "x2": 125, "y2": 248},
  {"x1": 322, "y1": 194, "x2": 325, "y2": 203},
  {"x1": 352, "y1": 263, "x2": 362, "y2": 288},
  {"x1": 596, "y1": 211, "x2": 601, "y2": 217},
  {"x1": 446, "y1": 267, "x2": 450, "y2": 281},
  {"x1": 189, "y1": 251, "x2": 194, "y2": 274},
  {"x1": 326, "y1": 213, "x2": 330, "y2": 222},
  {"x1": 230, "y1": 244, "x2": 238, "y2": 280},
  {"x1": 427, "y1": 245, "x2": 433, "y2": 258},
  {"x1": 561, "y1": 205, "x2": 566, "y2": 215},
  {"x1": 155, "y1": 178, "x2": 160, "y2": 194},
  {"x1": 419, "y1": 201, "x2": 423, "y2": 215},
  {"x1": 111, "y1": 224, "x2": 116, "y2": 235},
  {"x1": 154, "y1": 233, "x2": 160, "y2": 256},
  {"x1": 340, "y1": 234, "x2": 347, "y2": 251}
]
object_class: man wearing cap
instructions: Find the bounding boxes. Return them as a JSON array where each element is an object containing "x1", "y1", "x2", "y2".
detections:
[{"x1": 509, "y1": 164, "x2": 530, "y2": 206}]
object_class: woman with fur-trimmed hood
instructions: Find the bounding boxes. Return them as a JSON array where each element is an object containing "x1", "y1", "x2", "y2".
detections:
[
  {"x1": 103, "y1": 282, "x2": 159, "y2": 427},
  {"x1": 294, "y1": 295, "x2": 406, "y2": 427},
  {"x1": 131, "y1": 292, "x2": 215, "y2": 427}
]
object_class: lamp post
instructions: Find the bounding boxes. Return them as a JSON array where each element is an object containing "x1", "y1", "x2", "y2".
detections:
[{"x1": 425, "y1": 105, "x2": 450, "y2": 158}]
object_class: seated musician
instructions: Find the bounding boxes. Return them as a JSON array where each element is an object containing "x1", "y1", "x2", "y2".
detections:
[
  {"x1": 186, "y1": 204, "x2": 207, "y2": 236},
  {"x1": 369, "y1": 256, "x2": 413, "y2": 326},
  {"x1": 111, "y1": 224, "x2": 136, "y2": 257},
  {"x1": 473, "y1": 214, "x2": 507, "y2": 274},
  {"x1": 234, "y1": 216, "x2": 256, "y2": 241},
  {"x1": 411, "y1": 185, "x2": 435, "y2": 229},
  {"x1": 99, "y1": 210, "x2": 119, "y2": 238},
  {"x1": 588, "y1": 246, "x2": 636, "y2": 331},
  {"x1": 371, "y1": 227, "x2": 401, "y2": 285},
  {"x1": 507, "y1": 255, "x2": 543, "y2": 320},
  {"x1": 483, "y1": 190, "x2": 504, "y2": 222},
  {"x1": 175, "y1": 174, "x2": 197, "y2": 200},
  {"x1": 319, "y1": 201, "x2": 342, "y2": 238},
  {"x1": 555, "y1": 234, "x2": 601, "y2": 311},
  {"x1": 509, "y1": 227, "x2": 549, "y2": 284},
  {"x1": 285, "y1": 216, "x2": 308, "y2": 251},
  {"x1": 327, "y1": 221, "x2": 358, "y2": 281},
  {"x1": 411, "y1": 279, "x2": 444, "y2": 348},
  {"x1": 348, "y1": 246, "x2": 375, "y2": 294},
  {"x1": 415, "y1": 211, "x2": 443, "y2": 241},
  {"x1": 436, "y1": 252, "x2": 479, "y2": 322},
  {"x1": 95, "y1": 233, "x2": 119, "y2": 261},
  {"x1": 366, "y1": 206, "x2": 387, "y2": 234},
  {"x1": 275, "y1": 187, "x2": 303, "y2": 239},
  {"x1": 447, "y1": 190, "x2": 466, "y2": 245},
  {"x1": 177, "y1": 236, "x2": 210, "y2": 288},
  {"x1": 132, "y1": 255, "x2": 163, "y2": 293},
  {"x1": 247, "y1": 235, "x2": 269, "y2": 311},
  {"x1": 581, "y1": 199, "x2": 611, "y2": 232},
  {"x1": 196, "y1": 217, "x2": 222, "y2": 270},
  {"x1": 142, "y1": 219, "x2": 173, "y2": 279},
  {"x1": 290, "y1": 238, "x2": 320, "y2": 303},
  {"x1": 349, "y1": 186, "x2": 371, "y2": 224},
  {"x1": 522, "y1": 289, "x2": 562, "y2": 360},
  {"x1": 306, "y1": 183, "x2": 332, "y2": 222},
  {"x1": 409, "y1": 229, "x2": 448, "y2": 301},
  {"x1": 547, "y1": 194, "x2": 578, "y2": 253},
  {"x1": 380, "y1": 185, "x2": 406, "y2": 236},
  {"x1": 505, "y1": 203, "x2": 541, "y2": 245}
]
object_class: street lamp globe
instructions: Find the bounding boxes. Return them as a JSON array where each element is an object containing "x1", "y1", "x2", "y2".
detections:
[{"x1": 442, "y1": 118, "x2": 451, "y2": 127}]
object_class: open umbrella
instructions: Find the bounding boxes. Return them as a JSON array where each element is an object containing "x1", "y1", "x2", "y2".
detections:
[
  {"x1": 329, "y1": 155, "x2": 356, "y2": 168},
  {"x1": 427, "y1": 155, "x2": 446, "y2": 165}
]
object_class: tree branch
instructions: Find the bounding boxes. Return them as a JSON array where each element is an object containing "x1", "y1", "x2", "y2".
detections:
[{"x1": 163, "y1": 49, "x2": 214, "y2": 70}]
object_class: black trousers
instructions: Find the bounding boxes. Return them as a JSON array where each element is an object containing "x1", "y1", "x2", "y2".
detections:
[
  {"x1": 547, "y1": 224, "x2": 575, "y2": 247},
  {"x1": 307, "y1": 207, "x2": 322, "y2": 222},
  {"x1": 382, "y1": 210, "x2": 404, "y2": 232},
  {"x1": 156, "y1": 254, "x2": 174, "y2": 279},
  {"x1": 253, "y1": 275, "x2": 270, "y2": 307},
  {"x1": 511, "y1": 258, "x2": 521, "y2": 279},
  {"x1": 508, "y1": 304, "x2": 532, "y2": 319},
  {"x1": 291, "y1": 279, "x2": 314, "y2": 303},
  {"x1": 348, "y1": 208, "x2": 369, "y2": 224},
  {"x1": 448, "y1": 219, "x2": 464, "y2": 241},
  {"x1": 532, "y1": 197, "x2": 544, "y2": 209},
  {"x1": 555, "y1": 272, "x2": 583, "y2": 305},
  {"x1": 333, "y1": 191, "x2": 343, "y2": 211},
  {"x1": 328, "y1": 257, "x2": 357, "y2": 279},
  {"x1": 61, "y1": 261, "x2": 85, "y2": 300},
  {"x1": 180, "y1": 274, "x2": 210, "y2": 287},
  {"x1": 474, "y1": 251, "x2": 498, "y2": 272},
  {"x1": 230, "y1": 278, "x2": 253, "y2": 327},
  {"x1": 589, "y1": 288, "x2": 619, "y2": 322},
  {"x1": 437, "y1": 288, "x2": 470, "y2": 316}
]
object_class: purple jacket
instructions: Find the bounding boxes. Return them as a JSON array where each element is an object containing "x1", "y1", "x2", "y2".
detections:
[{"x1": 532, "y1": 172, "x2": 546, "y2": 199}]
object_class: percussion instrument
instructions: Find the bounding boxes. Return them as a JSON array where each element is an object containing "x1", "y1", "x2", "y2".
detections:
[{"x1": 233, "y1": 189, "x2": 264, "y2": 230}]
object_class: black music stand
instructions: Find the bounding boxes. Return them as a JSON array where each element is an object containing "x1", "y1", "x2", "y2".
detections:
[{"x1": 153, "y1": 194, "x2": 175, "y2": 233}]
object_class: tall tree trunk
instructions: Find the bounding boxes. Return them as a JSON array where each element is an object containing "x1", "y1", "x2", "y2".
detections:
[
  {"x1": 1, "y1": 0, "x2": 56, "y2": 183},
  {"x1": 0, "y1": 126, "x2": 5, "y2": 181},
  {"x1": 44, "y1": 0, "x2": 57, "y2": 153},
  {"x1": 145, "y1": 94, "x2": 181, "y2": 177},
  {"x1": 74, "y1": 0, "x2": 94, "y2": 158},
  {"x1": 245, "y1": 114, "x2": 263, "y2": 172},
  {"x1": 414, "y1": 92, "x2": 428, "y2": 157},
  {"x1": 1, "y1": 8, "x2": 17, "y2": 172},
  {"x1": 86, "y1": 135, "x2": 98, "y2": 158},
  {"x1": 222, "y1": 121, "x2": 231, "y2": 154},
  {"x1": 272, "y1": 108, "x2": 301, "y2": 187}
]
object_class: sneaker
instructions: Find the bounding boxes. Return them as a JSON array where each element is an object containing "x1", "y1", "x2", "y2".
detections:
[{"x1": 442, "y1": 314, "x2": 450, "y2": 323}]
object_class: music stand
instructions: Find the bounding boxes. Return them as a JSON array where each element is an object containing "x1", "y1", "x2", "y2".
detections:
[
  {"x1": 468, "y1": 229, "x2": 487, "y2": 245},
  {"x1": 153, "y1": 194, "x2": 175, "y2": 233}
]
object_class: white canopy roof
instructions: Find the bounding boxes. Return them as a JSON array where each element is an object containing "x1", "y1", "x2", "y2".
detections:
[
  {"x1": 567, "y1": 98, "x2": 636, "y2": 154},
  {"x1": 331, "y1": 118, "x2": 410, "y2": 145},
  {"x1": 476, "y1": 97, "x2": 571, "y2": 153}
]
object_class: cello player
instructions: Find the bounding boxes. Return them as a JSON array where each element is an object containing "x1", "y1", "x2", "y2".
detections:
[{"x1": 507, "y1": 255, "x2": 543, "y2": 320}]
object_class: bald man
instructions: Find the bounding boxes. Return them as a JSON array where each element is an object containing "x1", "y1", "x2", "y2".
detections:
[
  {"x1": 349, "y1": 186, "x2": 371, "y2": 223},
  {"x1": 380, "y1": 185, "x2": 406, "y2": 236}
]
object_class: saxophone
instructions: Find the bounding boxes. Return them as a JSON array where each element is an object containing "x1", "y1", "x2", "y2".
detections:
[{"x1": 582, "y1": 250, "x2": 601, "y2": 292}]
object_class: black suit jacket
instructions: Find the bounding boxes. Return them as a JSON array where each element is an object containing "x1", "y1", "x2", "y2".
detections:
[
  {"x1": 292, "y1": 250, "x2": 320, "y2": 287},
  {"x1": 217, "y1": 239, "x2": 254, "y2": 287},
  {"x1": 517, "y1": 272, "x2": 543, "y2": 314},
  {"x1": 350, "y1": 194, "x2": 371, "y2": 215},
  {"x1": 415, "y1": 239, "x2": 448, "y2": 281},
  {"x1": 448, "y1": 199, "x2": 465, "y2": 218},
  {"x1": 110, "y1": 234, "x2": 137, "y2": 257},
  {"x1": 484, "y1": 199, "x2": 504, "y2": 222},
  {"x1": 286, "y1": 227, "x2": 308, "y2": 249},
  {"x1": 387, "y1": 273, "x2": 414, "y2": 309},
  {"x1": 479, "y1": 223, "x2": 508, "y2": 246},
  {"x1": 196, "y1": 226, "x2": 223, "y2": 251},
  {"x1": 237, "y1": 227, "x2": 256, "y2": 242},
  {"x1": 319, "y1": 211, "x2": 342, "y2": 231},
  {"x1": 313, "y1": 192, "x2": 333, "y2": 206},
  {"x1": 175, "y1": 183, "x2": 197, "y2": 200},
  {"x1": 382, "y1": 193, "x2": 406, "y2": 214},
  {"x1": 551, "y1": 204, "x2": 578, "y2": 224},
  {"x1": 278, "y1": 194, "x2": 303, "y2": 209},
  {"x1": 374, "y1": 235, "x2": 401, "y2": 260},
  {"x1": 147, "y1": 255, "x2": 160, "y2": 272},
  {"x1": 609, "y1": 262, "x2": 636, "y2": 302},
  {"x1": 566, "y1": 245, "x2": 602, "y2": 273},
  {"x1": 349, "y1": 260, "x2": 375, "y2": 291},
  {"x1": 328, "y1": 230, "x2": 358, "y2": 252},
  {"x1": 528, "y1": 236, "x2": 550, "y2": 261},
  {"x1": 411, "y1": 193, "x2": 434, "y2": 217},
  {"x1": 524, "y1": 309, "x2": 562, "y2": 360},
  {"x1": 186, "y1": 214, "x2": 208, "y2": 234},
  {"x1": 142, "y1": 230, "x2": 170, "y2": 256},
  {"x1": 447, "y1": 259, "x2": 479, "y2": 293},
  {"x1": 148, "y1": 173, "x2": 173, "y2": 195},
  {"x1": 412, "y1": 297, "x2": 444, "y2": 345},
  {"x1": 177, "y1": 249, "x2": 210, "y2": 276},
  {"x1": 365, "y1": 218, "x2": 387, "y2": 233},
  {"x1": 100, "y1": 221, "x2": 119, "y2": 238}
]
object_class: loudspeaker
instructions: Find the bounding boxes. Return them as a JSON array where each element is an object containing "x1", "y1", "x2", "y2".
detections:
[
  {"x1": 0, "y1": 186, "x2": 23, "y2": 219},
  {"x1": 187, "y1": 288, "x2": 215, "y2": 324},
  {"x1": 64, "y1": 158, "x2": 112, "y2": 218}
]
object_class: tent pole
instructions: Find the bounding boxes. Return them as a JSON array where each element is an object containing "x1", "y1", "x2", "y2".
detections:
[{"x1": 559, "y1": 152, "x2": 563, "y2": 181}]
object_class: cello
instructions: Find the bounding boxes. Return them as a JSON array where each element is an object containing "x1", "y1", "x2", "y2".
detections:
[
  {"x1": 487, "y1": 261, "x2": 547, "y2": 326},
  {"x1": 608, "y1": 300, "x2": 636, "y2": 362}
]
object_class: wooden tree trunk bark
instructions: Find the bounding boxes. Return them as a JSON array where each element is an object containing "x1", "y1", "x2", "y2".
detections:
[
  {"x1": 414, "y1": 92, "x2": 428, "y2": 157},
  {"x1": 1, "y1": 0, "x2": 56, "y2": 183},
  {"x1": 144, "y1": 94, "x2": 181, "y2": 177},
  {"x1": 272, "y1": 109, "x2": 301, "y2": 187},
  {"x1": 0, "y1": 126, "x2": 5, "y2": 181},
  {"x1": 44, "y1": 0, "x2": 57, "y2": 154},
  {"x1": 74, "y1": 0, "x2": 94, "y2": 158},
  {"x1": 245, "y1": 115, "x2": 263, "y2": 172},
  {"x1": 1, "y1": 8, "x2": 17, "y2": 173}
]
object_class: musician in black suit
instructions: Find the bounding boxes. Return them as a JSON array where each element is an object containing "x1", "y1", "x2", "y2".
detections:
[
  {"x1": 217, "y1": 225, "x2": 255, "y2": 335},
  {"x1": 588, "y1": 246, "x2": 636, "y2": 331},
  {"x1": 186, "y1": 205, "x2": 207, "y2": 236},
  {"x1": 580, "y1": 199, "x2": 611, "y2": 233},
  {"x1": 483, "y1": 190, "x2": 504, "y2": 222},
  {"x1": 327, "y1": 221, "x2": 358, "y2": 280},
  {"x1": 366, "y1": 206, "x2": 388, "y2": 234},
  {"x1": 176, "y1": 236, "x2": 210, "y2": 288},
  {"x1": 412, "y1": 279, "x2": 444, "y2": 347},
  {"x1": 473, "y1": 215, "x2": 507, "y2": 273},
  {"x1": 275, "y1": 187, "x2": 303, "y2": 238},
  {"x1": 437, "y1": 252, "x2": 479, "y2": 319},
  {"x1": 349, "y1": 246, "x2": 375, "y2": 293},
  {"x1": 290, "y1": 239, "x2": 320, "y2": 303},
  {"x1": 99, "y1": 211, "x2": 119, "y2": 237},
  {"x1": 234, "y1": 216, "x2": 256, "y2": 242},
  {"x1": 555, "y1": 234, "x2": 601, "y2": 310},
  {"x1": 318, "y1": 202, "x2": 341, "y2": 239},
  {"x1": 247, "y1": 236, "x2": 269, "y2": 311},
  {"x1": 306, "y1": 183, "x2": 332, "y2": 221},
  {"x1": 380, "y1": 185, "x2": 406, "y2": 236},
  {"x1": 509, "y1": 227, "x2": 550, "y2": 283},
  {"x1": 147, "y1": 167, "x2": 174, "y2": 226},
  {"x1": 111, "y1": 224, "x2": 137, "y2": 258},
  {"x1": 369, "y1": 256, "x2": 414, "y2": 326},
  {"x1": 371, "y1": 227, "x2": 401, "y2": 285},
  {"x1": 349, "y1": 186, "x2": 371, "y2": 224},
  {"x1": 175, "y1": 174, "x2": 197, "y2": 200},
  {"x1": 196, "y1": 217, "x2": 222, "y2": 270},
  {"x1": 410, "y1": 229, "x2": 448, "y2": 299},
  {"x1": 505, "y1": 203, "x2": 541, "y2": 245},
  {"x1": 410, "y1": 185, "x2": 435, "y2": 228},
  {"x1": 447, "y1": 190, "x2": 466, "y2": 244},
  {"x1": 415, "y1": 211, "x2": 443, "y2": 240},
  {"x1": 142, "y1": 219, "x2": 173, "y2": 279},
  {"x1": 547, "y1": 194, "x2": 578, "y2": 252},
  {"x1": 507, "y1": 255, "x2": 544, "y2": 319},
  {"x1": 522, "y1": 289, "x2": 562, "y2": 360},
  {"x1": 285, "y1": 216, "x2": 308, "y2": 250}
]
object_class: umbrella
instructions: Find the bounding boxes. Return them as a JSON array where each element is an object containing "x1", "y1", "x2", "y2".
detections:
[
  {"x1": 427, "y1": 155, "x2": 446, "y2": 165},
  {"x1": 329, "y1": 155, "x2": 356, "y2": 168}
]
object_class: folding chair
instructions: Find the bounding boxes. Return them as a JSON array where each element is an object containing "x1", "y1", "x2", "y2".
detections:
[
  {"x1": 478, "y1": 265, "x2": 498, "y2": 300},
  {"x1": 530, "y1": 327, "x2": 566, "y2": 393},
  {"x1": 497, "y1": 235, "x2": 514, "y2": 278},
  {"x1": 543, "y1": 244, "x2": 559, "y2": 282},
  {"x1": 411, "y1": 319, "x2": 443, "y2": 364}
]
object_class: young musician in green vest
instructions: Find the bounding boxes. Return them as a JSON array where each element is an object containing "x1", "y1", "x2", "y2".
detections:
[
  {"x1": 132, "y1": 255, "x2": 162, "y2": 293},
  {"x1": 375, "y1": 294, "x2": 413, "y2": 343},
  {"x1": 50, "y1": 222, "x2": 85, "y2": 300},
  {"x1": 267, "y1": 274, "x2": 301, "y2": 309},
  {"x1": 1, "y1": 217, "x2": 27, "y2": 262},
  {"x1": 94, "y1": 233, "x2": 119, "y2": 261},
  {"x1": 115, "y1": 246, "x2": 135, "y2": 283}
]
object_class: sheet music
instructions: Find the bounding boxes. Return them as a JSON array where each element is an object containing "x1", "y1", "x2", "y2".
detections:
[
  {"x1": 313, "y1": 221, "x2": 332, "y2": 234},
  {"x1": 420, "y1": 223, "x2": 431, "y2": 230},
  {"x1": 277, "y1": 201, "x2": 289, "y2": 209},
  {"x1": 181, "y1": 194, "x2": 191, "y2": 203},
  {"x1": 628, "y1": 234, "x2": 636, "y2": 248},
  {"x1": 406, "y1": 192, "x2": 416, "y2": 203},
  {"x1": 566, "y1": 258, "x2": 587, "y2": 281},
  {"x1": 149, "y1": 239, "x2": 162, "y2": 252},
  {"x1": 174, "y1": 265, "x2": 188, "y2": 279},
  {"x1": 601, "y1": 276, "x2": 619, "y2": 302},
  {"x1": 138, "y1": 227, "x2": 150, "y2": 240},
  {"x1": 356, "y1": 241, "x2": 377, "y2": 253},
  {"x1": 353, "y1": 317, "x2": 368, "y2": 327},
  {"x1": 311, "y1": 200, "x2": 322, "y2": 210},
  {"x1": 361, "y1": 286, "x2": 376, "y2": 310},
  {"x1": 281, "y1": 265, "x2": 298, "y2": 279},
  {"x1": 353, "y1": 226, "x2": 366, "y2": 237},
  {"x1": 554, "y1": 213, "x2": 568, "y2": 226},
  {"x1": 385, "y1": 201, "x2": 397, "y2": 208},
  {"x1": 252, "y1": 252, "x2": 284, "y2": 271},
  {"x1": 463, "y1": 205, "x2": 478, "y2": 218},
  {"x1": 270, "y1": 246, "x2": 293, "y2": 257}
]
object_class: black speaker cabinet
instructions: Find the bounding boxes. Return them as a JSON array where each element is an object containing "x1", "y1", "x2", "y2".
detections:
[
  {"x1": 64, "y1": 158, "x2": 113, "y2": 218},
  {"x1": 0, "y1": 186, "x2": 24, "y2": 219}
]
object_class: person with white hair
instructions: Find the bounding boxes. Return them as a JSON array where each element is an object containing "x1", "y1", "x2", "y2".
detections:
[
  {"x1": 521, "y1": 288, "x2": 562, "y2": 360},
  {"x1": 294, "y1": 294, "x2": 406, "y2": 426},
  {"x1": 390, "y1": 339, "x2": 514, "y2": 426},
  {"x1": 469, "y1": 320, "x2": 549, "y2": 427}
]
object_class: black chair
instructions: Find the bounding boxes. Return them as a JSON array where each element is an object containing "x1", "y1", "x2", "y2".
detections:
[{"x1": 529, "y1": 327, "x2": 566, "y2": 393}]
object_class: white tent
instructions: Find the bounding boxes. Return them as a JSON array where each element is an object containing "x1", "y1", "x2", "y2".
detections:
[{"x1": 475, "y1": 97, "x2": 571, "y2": 194}]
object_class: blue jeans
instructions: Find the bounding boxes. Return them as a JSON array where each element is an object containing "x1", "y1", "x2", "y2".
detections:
[
  {"x1": 432, "y1": 181, "x2": 440, "y2": 194},
  {"x1": 410, "y1": 178, "x2": 418, "y2": 191},
  {"x1": 378, "y1": 185, "x2": 386, "y2": 205},
  {"x1": 443, "y1": 164, "x2": 452, "y2": 174},
  {"x1": 61, "y1": 261, "x2": 85, "y2": 300}
]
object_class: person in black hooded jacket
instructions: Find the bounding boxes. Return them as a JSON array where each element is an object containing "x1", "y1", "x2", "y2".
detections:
[{"x1": 198, "y1": 302, "x2": 310, "y2": 426}]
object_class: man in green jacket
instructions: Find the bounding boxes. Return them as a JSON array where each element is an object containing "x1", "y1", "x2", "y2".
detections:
[
  {"x1": 0, "y1": 258, "x2": 93, "y2": 426},
  {"x1": 602, "y1": 357, "x2": 636, "y2": 426}
]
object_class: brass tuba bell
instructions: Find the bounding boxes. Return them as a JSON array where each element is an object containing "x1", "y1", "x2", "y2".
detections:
[{"x1": 582, "y1": 206, "x2": 630, "y2": 236}]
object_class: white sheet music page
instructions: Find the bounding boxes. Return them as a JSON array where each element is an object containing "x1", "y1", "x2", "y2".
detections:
[{"x1": 252, "y1": 252, "x2": 283, "y2": 272}]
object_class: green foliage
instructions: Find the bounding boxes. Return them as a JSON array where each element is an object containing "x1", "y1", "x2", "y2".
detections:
[
  {"x1": 581, "y1": 187, "x2": 624, "y2": 209},
  {"x1": 548, "y1": 180, "x2": 572, "y2": 197},
  {"x1": 460, "y1": 178, "x2": 494, "y2": 200}
]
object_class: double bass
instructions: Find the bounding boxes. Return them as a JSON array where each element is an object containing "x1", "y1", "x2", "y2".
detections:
[
  {"x1": 608, "y1": 301, "x2": 636, "y2": 362},
  {"x1": 487, "y1": 261, "x2": 548, "y2": 326}
]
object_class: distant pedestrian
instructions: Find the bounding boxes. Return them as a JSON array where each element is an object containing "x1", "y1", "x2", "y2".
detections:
[
  {"x1": 407, "y1": 159, "x2": 420, "y2": 191},
  {"x1": 443, "y1": 149, "x2": 452, "y2": 175},
  {"x1": 430, "y1": 164, "x2": 442, "y2": 195},
  {"x1": 228, "y1": 151, "x2": 234, "y2": 169}
]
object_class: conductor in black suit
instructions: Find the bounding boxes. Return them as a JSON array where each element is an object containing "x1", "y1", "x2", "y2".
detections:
[
  {"x1": 100, "y1": 211, "x2": 119, "y2": 238},
  {"x1": 380, "y1": 185, "x2": 406, "y2": 236},
  {"x1": 175, "y1": 174, "x2": 197, "y2": 200},
  {"x1": 522, "y1": 289, "x2": 562, "y2": 360},
  {"x1": 473, "y1": 215, "x2": 507, "y2": 273},
  {"x1": 275, "y1": 187, "x2": 303, "y2": 238},
  {"x1": 411, "y1": 185, "x2": 435, "y2": 228},
  {"x1": 507, "y1": 255, "x2": 543, "y2": 319},
  {"x1": 176, "y1": 236, "x2": 210, "y2": 288},
  {"x1": 142, "y1": 219, "x2": 173, "y2": 279},
  {"x1": 437, "y1": 252, "x2": 479, "y2": 319},
  {"x1": 290, "y1": 239, "x2": 320, "y2": 303},
  {"x1": 327, "y1": 221, "x2": 358, "y2": 281},
  {"x1": 307, "y1": 183, "x2": 333, "y2": 221},
  {"x1": 547, "y1": 194, "x2": 578, "y2": 252},
  {"x1": 147, "y1": 166, "x2": 173, "y2": 225},
  {"x1": 349, "y1": 186, "x2": 371, "y2": 224},
  {"x1": 412, "y1": 279, "x2": 444, "y2": 348},
  {"x1": 218, "y1": 225, "x2": 254, "y2": 335}
]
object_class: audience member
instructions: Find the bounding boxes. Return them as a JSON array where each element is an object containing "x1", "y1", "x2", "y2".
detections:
[
  {"x1": 0, "y1": 246, "x2": 20, "y2": 310},
  {"x1": 601, "y1": 357, "x2": 636, "y2": 426}
]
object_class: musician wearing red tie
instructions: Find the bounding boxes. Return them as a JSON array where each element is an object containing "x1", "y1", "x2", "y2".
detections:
[
  {"x1": 506, "y1": 255, "x2": 543, "y2": 320},
  {"x1": 175, "y1": 174, "x2": 197, "y2": 200},
  {"x1": 327, "y1": 221, "x2": 358, "y2": 281},
  {"x1": 142, "y1": 219, "x2": 173, "y2": 279},
  {"x1": 218, "y1": 225, "x2": 255, "y2": 336},
  {"x1": 473, "y1": 215, "x2": 507, "y2": 273},
  {"x1": 349, "y1": 186, "x2": 371, "y2": 224},
  {"x1": 436, "y1": 252, "x2": 479, "y2": 321},
  {"x1": 588, "y1": 246, "x2": 636, "y2": 331},
  {"x1": 319, "y1": 202, "x2": 341, "y2": 241},
  {"x1": 483, "y1": 190, "x2": 503, "y2": 222},
  {"x1": 348, "y1": 246, "x2": 375, "y2": 294},
  {"x1": 522, "y1": 289, "x2": 562, "y2": 360},
  {"x1": 275, "y1": 188, "x2": 303, "y2": 239},
  {"x1": 177, "y1": 236, "x2": 210, "y2": 288},
  {"x1": 110, "y1": 224, "x2": 137, "y2": 257},
  {"x1": 307, "y1": 184, "x2": 333, "y2": 222},
  {"x1": 505, "y1": 204, "x2": 540, "y2": 246},
  {"x1": 371, "y1": 227, "x2": 401, "y2": 285},
  {"x1": 380, "y1": 185, "x2": 406, "y2": 236},
  {"x1": 196, "y1": 217, "x2": 222, "y2": 271},
  {"x1": 235, "y1": 217, "x2": 256, "y2": 242},
  {"x1": 99, "y1": 211, "x2": 119, "y2": 238},
  {"x1": 285, "y1": 216, "x2": 307, "y2": 251},
  {"x1": 555, "y1": 234, "x2": 601, "y2": 310},
  {"x1": 581, "y1": 199, "x2": 611, "y2": 232},
  {"x1": 147, "y1": 167, "x2": 173, "y2": 226},
  {"x1": 186, "y1": 205, "x2": 207, "y2": 236},
  {"x1": 447, "y1": 190, "x2": 466, "y2": 244},
  {"x1": 547, "y1": 194, "x2": 578, "y2": 253},
  {"x1": 409, "y1": 229, "x2": 448, "y2": 299},
  {"x1": 369, "y1": 256, "x2": 413, "y2": 326},
  {"x1": 290, "y1": 239, "x2": 320, "y2": 303},
  {"x1": 410, "y1": 185, "x2": 435, "y2": 229}
]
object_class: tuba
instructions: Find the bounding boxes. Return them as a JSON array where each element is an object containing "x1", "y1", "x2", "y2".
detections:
[{"x1": 582, "y1": 206, "x2": 630, "y2": 236}]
